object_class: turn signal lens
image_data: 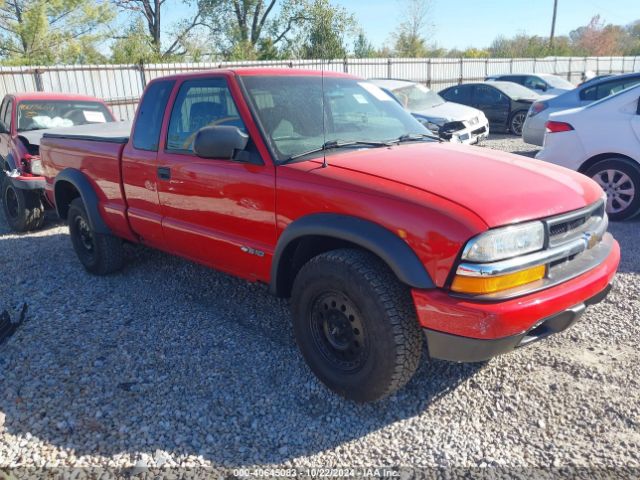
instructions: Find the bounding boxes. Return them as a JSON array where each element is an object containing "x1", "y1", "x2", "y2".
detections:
[{"x1": 451, "y1": 265, "x2": 546, "y2": 294}]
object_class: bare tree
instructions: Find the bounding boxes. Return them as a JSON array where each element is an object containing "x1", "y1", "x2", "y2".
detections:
[
  {"x1": 391, "y1": 0, "x2": 433, "y2": 57},
  {"x1": 112, "y1": 0, "x2": 205, "y2": 58}
]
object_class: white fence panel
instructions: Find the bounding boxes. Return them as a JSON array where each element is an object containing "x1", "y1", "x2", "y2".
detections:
[{"x1": 1, "y1": 56, "x2": 638, "y2": 119}]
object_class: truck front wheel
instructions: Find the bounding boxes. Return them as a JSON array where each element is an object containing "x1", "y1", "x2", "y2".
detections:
[
  {"x1": 2, "y1": 177, "x2": 45, "y2": 232},
  {"x1": 291, "y1": 249, "x2": 423, "y2": 402},
  {"x1": 67, "y1": 197, "x2": 124, "y2": 275}
]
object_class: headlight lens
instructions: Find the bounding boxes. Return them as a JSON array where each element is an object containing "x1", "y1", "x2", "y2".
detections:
[{"x1": 462, "y1": 221, "x2": 545, "y2": 263}]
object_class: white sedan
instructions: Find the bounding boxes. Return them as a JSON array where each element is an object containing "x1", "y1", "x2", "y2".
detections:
[
  {"x1": 536, "y1": 84, "x2": 640, "y2": 220},
  {"x1": 371, "y1": 79, "x2": 489, "y2": 144}
]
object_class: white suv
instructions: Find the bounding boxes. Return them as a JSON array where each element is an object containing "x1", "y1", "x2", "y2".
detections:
[{"x1": 536, "y1": 84, "x2": 640, "y2": 220}]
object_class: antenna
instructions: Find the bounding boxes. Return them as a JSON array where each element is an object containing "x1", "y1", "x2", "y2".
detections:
[{"x1": 321, "y1": 64, "x2": 328, "y2": 168}]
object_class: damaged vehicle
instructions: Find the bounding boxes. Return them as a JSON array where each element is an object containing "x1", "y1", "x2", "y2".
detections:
[
  {"x1": 0, "y1": 92, "x2": 115, "y2": 231},
  {"x1": 371, "y1": 79, "x2": 489, "y2": 144}
]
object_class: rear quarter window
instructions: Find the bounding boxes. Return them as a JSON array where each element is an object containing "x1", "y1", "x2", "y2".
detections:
[{"x1": 133, "y1": 80, "x2": 175, "y2": 151}]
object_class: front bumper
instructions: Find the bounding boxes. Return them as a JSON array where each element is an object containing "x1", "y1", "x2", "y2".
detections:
[
  {"x1": 6, "y1": 174, "x2": 46, "y2": 191},
  {"x1": 445, "y1": 123, "x2": 489, "y2": 145},
  {"x1": 423, "y1": 284, "x2": 611, "y2": 362},
  {"x1": 412, "y1": 236, "x2": 620, "y2": 360}
]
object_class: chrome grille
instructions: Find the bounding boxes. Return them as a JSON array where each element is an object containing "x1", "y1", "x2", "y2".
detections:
[{"x1": 546, "y1": 200, "x2": 606, "y2": 247}]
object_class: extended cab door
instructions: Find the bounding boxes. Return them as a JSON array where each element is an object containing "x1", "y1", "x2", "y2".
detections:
[
  {"x1": 121, "y1": 79, "x2": 175, "y2": 248},
  {"x1": 156, "y1": 75, "x2": 276, "y2": 281}
]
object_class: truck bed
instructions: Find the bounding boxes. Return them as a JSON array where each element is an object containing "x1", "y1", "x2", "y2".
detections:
[
  {"x1": 42, "y1": 121, "x2": 131, "y2": 144},
  {"x1": 41, "y1": 121, "x2": 135, "y2": 241}
]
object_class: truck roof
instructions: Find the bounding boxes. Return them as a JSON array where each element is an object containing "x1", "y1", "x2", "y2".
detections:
[
  {"x1": 9, "y1": 91, "x2": 109, "y2": 103},
  {"x1": 153, "y1": 67, "x2": 355, "y2": 82}
]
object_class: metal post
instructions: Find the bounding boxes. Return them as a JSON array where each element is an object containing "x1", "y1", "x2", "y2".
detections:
[
  {"x1": 427, "y1": 58, "x2": 431, "y2": 88},
  {"x1": 33, "y1": 69, "x2": 44, "y2": 91},
  {"x1": 459, "y1": 58, "x2": 463, "y2": 85},
  {"x1": 387, "y1": 58, "x2": 392, "y2": 79},
  {"x1": 510, "y1": 58, "x2": 514, "y2": 73},
  {"x1": 343, "y1": 58, "x2": 348, "y2": 74},
  {"x1": 138, "y1": 62, "x2": 147, "y2": 90}
]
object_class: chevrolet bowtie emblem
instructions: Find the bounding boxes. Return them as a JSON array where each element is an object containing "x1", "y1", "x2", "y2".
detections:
[{"x1": 584, "y1": 232, "x2": 598, "y2": 249}]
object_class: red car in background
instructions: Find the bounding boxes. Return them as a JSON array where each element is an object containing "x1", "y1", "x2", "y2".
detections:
[{"x1": 0, "y1": 92, "x2": 115, "y2": 231}]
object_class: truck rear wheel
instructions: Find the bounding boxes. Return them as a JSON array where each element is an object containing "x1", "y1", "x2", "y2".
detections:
[
  {"x1": 291, "y1": 249, "x2": 423, "y2": 402},
  {"x1": 67, "y1": 197, "x2": 124, "y2": 275},
  {"x1": 1, "y1": 177, "x2": 44, "y2": 232}
]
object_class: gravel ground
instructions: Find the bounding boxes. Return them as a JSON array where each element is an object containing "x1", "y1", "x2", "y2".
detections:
[{"x1": 0, "y1": 135, "x2": 639, "y2": 475}]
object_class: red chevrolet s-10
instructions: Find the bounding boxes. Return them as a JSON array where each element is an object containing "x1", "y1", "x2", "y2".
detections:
[{"x1": 39, "y1": 69, "x2": 619, "y2": 402}]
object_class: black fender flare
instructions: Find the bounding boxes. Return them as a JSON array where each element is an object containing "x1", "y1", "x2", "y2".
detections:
[
  {"x1": 54, "y1": 168, "x2": 111, "y2": 234},
  {"x1": 270, "y1": 213, "x2": 434, "y2": 295}
]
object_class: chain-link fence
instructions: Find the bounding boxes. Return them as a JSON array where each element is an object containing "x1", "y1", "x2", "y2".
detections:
[{"x1": 1, "y1": 56, "x2": 638, "y2": 120}]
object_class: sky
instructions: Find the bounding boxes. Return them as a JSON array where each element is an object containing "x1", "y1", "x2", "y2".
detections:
[{"x1": 163, "y1": 0, "x2": 640, "y2": 50}]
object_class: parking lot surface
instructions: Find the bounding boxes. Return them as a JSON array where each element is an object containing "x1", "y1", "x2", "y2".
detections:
[{"x1": 1, "y1": 136, "x2": 638, "y2": 471}]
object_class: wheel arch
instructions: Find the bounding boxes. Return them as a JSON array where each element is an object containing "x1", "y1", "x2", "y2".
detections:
[
  {"x1": 54, "y1": 168, "x2": 110, "y2": 234},
  {"x1": 578, "y1": 153, "x2": 640, "y2": 175},
  {"x1": 270, "y1": 213, "x2": 435, "y2": 298}
]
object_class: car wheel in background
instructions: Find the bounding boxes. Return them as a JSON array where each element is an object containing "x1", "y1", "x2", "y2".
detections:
[
  {"x1": 509, "y1": 110, "x2": 527, "y2": 136},
  {"x1": 291, "y1": 248, "x2": 423, "y2": 402},
  {"x1": 586, "y1": 158, "x2": 640, "y2": 221},
  {"x1": 1, "y1": 176, "x2": 45, "y2": 232}
]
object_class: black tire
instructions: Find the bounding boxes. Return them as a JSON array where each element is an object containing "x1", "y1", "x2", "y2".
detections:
[
  {"x1": 1, "y1": 176, "x2": 45, "y2": 232},
  {"x1": 509, "y1": 110, "x2": 527, "y2": 136},
  {"x1": 67, "y1": 197, "x2": 124, "y2": 275},
  {"x1": 291, "y1": 248, "x2": 423, "y2": 402},
  {"x1": 585, "y1": 158, "x2": 640, "y2": 221}
]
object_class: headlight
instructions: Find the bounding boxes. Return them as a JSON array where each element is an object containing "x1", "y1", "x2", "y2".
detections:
[{"x1": 462, "y1": 221, "x2": 545, "y2": 263}]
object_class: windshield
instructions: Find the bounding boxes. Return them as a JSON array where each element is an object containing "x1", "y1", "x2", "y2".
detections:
[
  {"x1": 17, "y1": 100, "x2": 114, "y2": 132},
  {"x1": 390, "y1": 83, "x2": 445, "y2": 110},
  {"x1": 494, "y1": 82, "x2": 540, "y2": 99},
  {"x1": 543, "y1": 75, "x2": 574, "y2": 89},
  {"x1": 241, "y1": 76, "x2": 430, "y2": 162}
]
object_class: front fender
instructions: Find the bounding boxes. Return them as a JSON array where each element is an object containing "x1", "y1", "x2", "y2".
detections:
[{"x1": 270, "y1": 213, "x2": 434, "y2": 295}]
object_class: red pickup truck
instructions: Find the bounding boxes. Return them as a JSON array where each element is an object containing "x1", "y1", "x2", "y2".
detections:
[
  {"x1": 0, "y1": 92, "x2": 115, "y2": 231},
  {"x1": 41, "y1": 69, "x2": 620, "y2": 402}
]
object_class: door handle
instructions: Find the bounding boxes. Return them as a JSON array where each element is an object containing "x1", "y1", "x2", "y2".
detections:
[{"x1": 157, "y1": 167, "x2": 171, "y2": 181}]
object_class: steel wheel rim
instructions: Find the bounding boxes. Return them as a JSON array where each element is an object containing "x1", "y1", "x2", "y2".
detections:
[
  {"x1": 309, "y1": 291, "x2": 367, "y2": 372},
  {"x1": 512, "y1": 112, "x2": 525, "y2": 135},
  {"x1": 593, "y1": 169, "x2": 635, "y2": 214},
  {"x1": 75, "y1": 216, "x2": 95, "y2": 253},
  {"x1": 4, "y1": 185, "x2": 19, "y2": 219}
]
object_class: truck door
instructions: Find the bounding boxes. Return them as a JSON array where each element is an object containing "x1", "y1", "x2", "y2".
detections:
[
  {"x1": 156, "y1": 75, "x2": 276, "y2": 281},
  {"x1": 121, "y1": 79, "x2": 175, "y2": 249}
]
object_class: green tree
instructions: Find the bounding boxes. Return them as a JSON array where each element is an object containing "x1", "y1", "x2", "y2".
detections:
[
  {"x1": 391, "y1": 0, "x2": 432, "y2": 57},
  {"x1": 0, "y1": 0, "x2": 114, "y2": 64},
  {"x1": 198, "y1": 0, "x2": 304, "y2": 59},
  {"x1": 299, "y1": 0, "x2": 355, "y2": 59},
  {"x1": 110, "y1": 18, "x2": 159, "y2": 63},
  {"x1": 353, "y1": 30, "x2": 375, "y2": 58}
]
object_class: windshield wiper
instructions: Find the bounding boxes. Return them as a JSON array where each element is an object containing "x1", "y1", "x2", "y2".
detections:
[
  {"x1": 391, "y1": 132, "x2": 442, "y2": 143},
  {"x1": 283, "y1": 140, "x2": 390, "y2": 163}
]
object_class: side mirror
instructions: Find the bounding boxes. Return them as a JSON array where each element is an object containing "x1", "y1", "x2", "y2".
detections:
[
  {"x1": 193, "y1": 126, "x2": 249, "y2": 160},
  {"x1": 539, "y1": 84, "x2": 548, "y2": 92}
]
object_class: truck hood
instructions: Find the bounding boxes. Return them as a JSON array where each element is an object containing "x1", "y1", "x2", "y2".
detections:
[
  {"x1": 324, "y1": 142, "x2": 602, "y2": 227},
  {"x1": 413, "y1": 101, "x2": 483, "y2": 122}
]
